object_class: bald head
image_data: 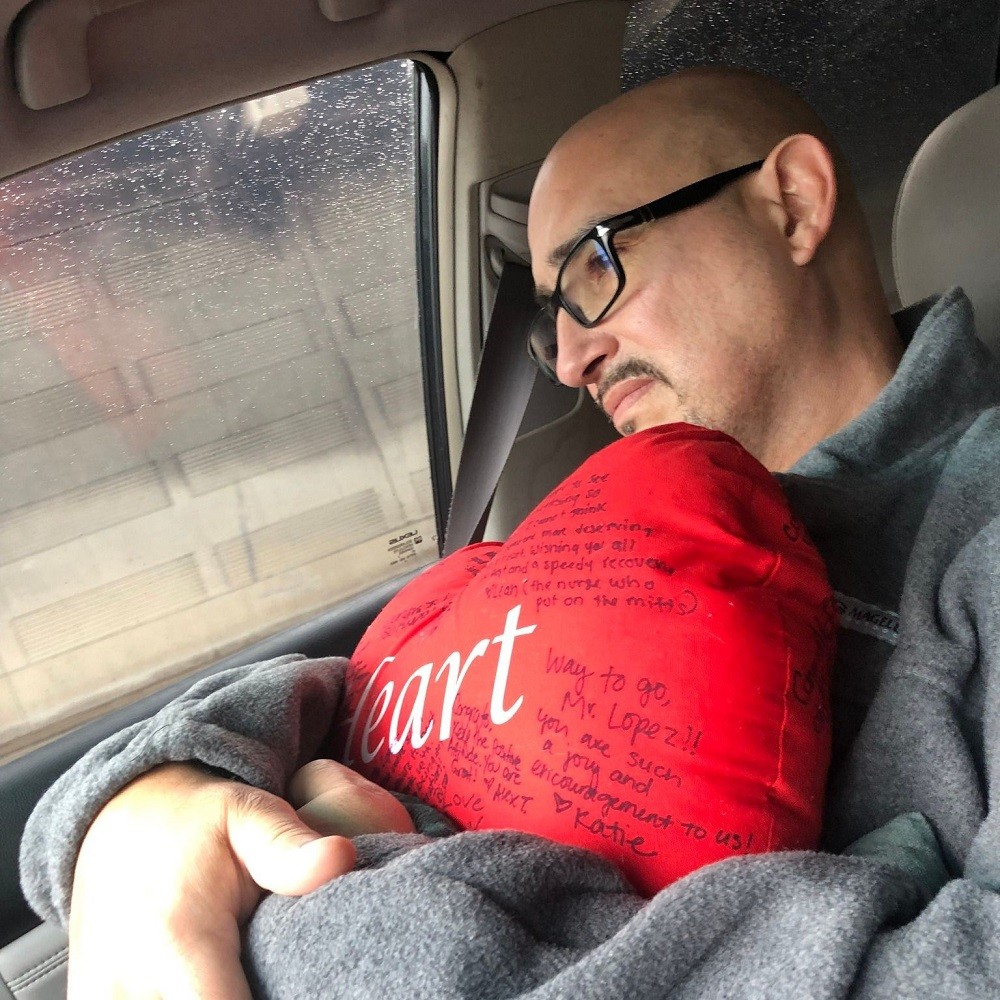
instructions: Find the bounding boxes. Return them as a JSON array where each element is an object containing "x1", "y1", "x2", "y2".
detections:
[
  {"x1": 560, "y1": 66, "x2": 843, "y2": 170},
  {"x1": 531, "y1": 66, "x2": 863, "y2": 263},
  {"x1": 527, "y1": 66, "x2": 902, "y2": 470}
]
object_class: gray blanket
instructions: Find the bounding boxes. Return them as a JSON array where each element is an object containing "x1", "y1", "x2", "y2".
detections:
[{"x1": 244, "y1": 808, "x2": 950, "y2": 999}]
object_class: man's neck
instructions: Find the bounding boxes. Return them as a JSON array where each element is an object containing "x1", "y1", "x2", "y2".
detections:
[{"x1": 768, "y1": 311, "x2": 905, "y2": 472}]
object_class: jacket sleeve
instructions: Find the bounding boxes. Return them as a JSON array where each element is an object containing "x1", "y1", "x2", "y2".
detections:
[
  {"x1": 19, "y1": 653, "x2": 348, "y2": 928},
  {"x1": 824, "y1": 497, "x2": 1000, "y2": 995}
]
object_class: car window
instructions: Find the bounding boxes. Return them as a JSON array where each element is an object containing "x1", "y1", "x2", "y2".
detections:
[{"x1": 0, "y1": 58, "x2": 439, "y2": 763}]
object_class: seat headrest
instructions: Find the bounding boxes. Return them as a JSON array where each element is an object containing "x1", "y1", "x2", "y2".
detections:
[{"x1": 894, "y1": 86, "x2": 1000, "y2": 356}]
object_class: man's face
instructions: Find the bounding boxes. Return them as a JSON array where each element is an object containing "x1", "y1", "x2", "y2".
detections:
[{"x1": 528, "y1": 144, "x2": 800, "y2": 458}]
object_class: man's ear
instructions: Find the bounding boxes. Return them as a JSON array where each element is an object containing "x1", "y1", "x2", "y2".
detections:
[{"x1": 758, "y1": 133, "x2": 837, "y2": 266}]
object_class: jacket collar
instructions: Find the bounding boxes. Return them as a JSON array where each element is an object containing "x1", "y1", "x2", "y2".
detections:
[{"x1": 785, "y1": 287, "x2": 1000, "y2": 481}]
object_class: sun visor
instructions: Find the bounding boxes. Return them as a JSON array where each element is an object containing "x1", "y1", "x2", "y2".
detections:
[{"x1": 14, "y1": 0, "x2": 387, "y2": 111}]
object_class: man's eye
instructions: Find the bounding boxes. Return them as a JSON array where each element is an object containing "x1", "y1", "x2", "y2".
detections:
[{"x1": 585, "y1": 245, "x2": 614, "y2": 276}]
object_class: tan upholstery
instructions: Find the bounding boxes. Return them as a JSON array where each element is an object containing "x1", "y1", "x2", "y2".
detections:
[
  {"x1": 0, "y1": 921, "x2": 67, "y2": 999},
  {"x1": 894, "y1": 85, "x2": 1000, "y2": 355}
]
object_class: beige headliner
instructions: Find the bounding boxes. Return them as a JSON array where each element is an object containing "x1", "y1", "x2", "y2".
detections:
[{"x1": 0, "y1": 0, "x2": 580, "y2": 177}]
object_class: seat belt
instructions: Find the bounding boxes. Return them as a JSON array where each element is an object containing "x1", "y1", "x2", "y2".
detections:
[{"x1": 442, "y1": 261, "x2": 538, "y2": 556}]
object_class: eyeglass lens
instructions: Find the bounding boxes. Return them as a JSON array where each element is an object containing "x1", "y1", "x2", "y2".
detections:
[
  {"x1": 527, "y1": 235, "x2": 621, "y2": 383},
  {"x1": 528, "y1": 310, "x2": 560, "y2": 382},
  {"x1": 560, "y1": 236, "x2": 620, "y2": 325}
]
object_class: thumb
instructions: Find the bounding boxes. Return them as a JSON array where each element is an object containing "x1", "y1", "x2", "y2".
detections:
[{"x1": 225, "y1": 786, "x2": 357, "y2": 895}]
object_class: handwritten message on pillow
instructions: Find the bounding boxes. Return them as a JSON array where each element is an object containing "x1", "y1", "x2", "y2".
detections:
[{"x1": 335, "y1": 424, "x2": 836, "y2": 895}]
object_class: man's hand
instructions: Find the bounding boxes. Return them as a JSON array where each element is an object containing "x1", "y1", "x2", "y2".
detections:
[
  {"x1": 67, "y1": 762, "x2": 356, "y2": 999},
  {"x1": 288, "y1": 758, "x2": 416, "y2": 838}
]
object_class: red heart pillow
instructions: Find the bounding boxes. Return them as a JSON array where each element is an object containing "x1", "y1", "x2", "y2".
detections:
[{"x1": 334, "y1": 424, "x2": 836, "y2": 895}]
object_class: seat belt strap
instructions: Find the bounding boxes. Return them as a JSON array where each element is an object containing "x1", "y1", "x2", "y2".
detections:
[{"x1": 442, "y1": 261, "x2": 538, "y2": 556}]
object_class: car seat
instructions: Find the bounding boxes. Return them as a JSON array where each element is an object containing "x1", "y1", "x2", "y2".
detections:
[{"x1": 893, "y1": 84, "x2": 1000, "y2": 356}]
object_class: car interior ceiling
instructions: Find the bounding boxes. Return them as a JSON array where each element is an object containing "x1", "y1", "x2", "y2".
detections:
[{"x1": 2, "y1": 0, "x2": 1000, "y2": 989}]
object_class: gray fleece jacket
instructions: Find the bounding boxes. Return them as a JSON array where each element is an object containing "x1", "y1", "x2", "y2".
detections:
[{"x1": 20, "y1": 287, "x2": 1000, "y2": 997}]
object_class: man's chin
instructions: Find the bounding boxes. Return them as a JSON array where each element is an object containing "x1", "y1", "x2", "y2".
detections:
[
  {"x1": 615, "y1": 410, "x2": 658, "y2": 436},
  {"x1": 620, "y1": 413, "x2": 709, "y2": 437},
  {"x1": 617, "y1": 408, "x2": 673, "y2": 437},
  {"x1": 592, "y1": 390, "x2": 677, "y2": 437}
]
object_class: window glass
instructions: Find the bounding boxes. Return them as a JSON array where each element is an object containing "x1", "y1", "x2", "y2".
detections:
[{"x1": 0, "y1": 59, "x2": 437, "y2": 761}]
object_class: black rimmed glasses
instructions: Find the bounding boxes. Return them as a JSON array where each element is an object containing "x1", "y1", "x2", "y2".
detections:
[{"x1": 527, "y1": 159, "x2": 765, "y2": 384}]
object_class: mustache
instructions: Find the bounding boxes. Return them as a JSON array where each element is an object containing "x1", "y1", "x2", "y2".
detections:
[{"x1": 596, "y1": 359, "x2": 671, "y2": 412}]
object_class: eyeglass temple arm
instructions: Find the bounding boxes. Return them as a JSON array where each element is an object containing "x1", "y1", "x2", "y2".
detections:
[{"x1": 603, "y1": 159, "x2": 766, "y2": 230}]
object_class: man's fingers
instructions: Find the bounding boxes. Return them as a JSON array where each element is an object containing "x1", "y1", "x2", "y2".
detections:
[
  {"x1": 287, "y1": 757, "x2": 356, "y2": 806},
  {"x1": 225, "y1": 785, "x2": 357, "y2": 894},
  {"x1": 289, "y1": 758, "x2": 417, "y2": 837}
]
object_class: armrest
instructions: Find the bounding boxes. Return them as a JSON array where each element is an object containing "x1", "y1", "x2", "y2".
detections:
[{"x1": 0, "y1": 922, "x2": 67, "y2": 999}]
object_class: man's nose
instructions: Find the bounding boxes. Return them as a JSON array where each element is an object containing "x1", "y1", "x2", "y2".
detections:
[{"x1": 554, "y1": 309, "x2": 617, "y2": 387}]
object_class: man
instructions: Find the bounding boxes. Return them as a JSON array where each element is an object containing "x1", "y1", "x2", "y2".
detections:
[
  {"x1": 22, "y1": 66, "x2": 1000, "y2": 997},
  {"x1": 528, "y1": 67, "x2": 901, "y2": 468}
]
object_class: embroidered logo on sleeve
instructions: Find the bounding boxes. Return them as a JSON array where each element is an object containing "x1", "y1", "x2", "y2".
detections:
[{"x1": 833, "y1": 592, "x2": 899, "y2": 646}]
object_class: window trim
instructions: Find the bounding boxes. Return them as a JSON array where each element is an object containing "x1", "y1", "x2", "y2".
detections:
[{"x1": 413, "y1": 60, "x2": 452, "y2": 553}]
